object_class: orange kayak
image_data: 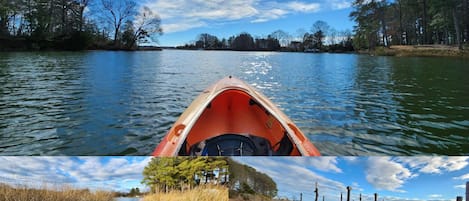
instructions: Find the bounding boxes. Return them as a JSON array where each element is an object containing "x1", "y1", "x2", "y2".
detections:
[{"x1": 153, "y1": 76, "x2": 320, "y2": 156}]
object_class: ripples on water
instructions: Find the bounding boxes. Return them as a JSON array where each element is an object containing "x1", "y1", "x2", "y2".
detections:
[{"x1": 0, "y1": 50, "x2": 467, "y2": 155}]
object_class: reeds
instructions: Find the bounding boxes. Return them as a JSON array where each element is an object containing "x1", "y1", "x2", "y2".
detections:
[
  {"x1": 143, "y1": 185, "x2": 228, "y2": 201},
  {"x1": 0, "y1": 183, "x2": 114, "y2": 201}
]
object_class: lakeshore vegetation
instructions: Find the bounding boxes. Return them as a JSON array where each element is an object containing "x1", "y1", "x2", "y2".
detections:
[
  {"x1": 141, "y1": 157, "x2": 278, "y2": 201},
  {"x1": 1, "y1": 0, "x2": 468, "y2": 56},
  {"x1": 0, "y1": 183, "x2": 114, "y2": 201},
  {"x1": 0, "y1": 0, "x2": 162, "y2": 50}
]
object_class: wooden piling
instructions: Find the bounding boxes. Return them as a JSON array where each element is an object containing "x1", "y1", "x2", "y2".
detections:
[
  {"x1": 315, "y1": 182, "x2": 319, "y2": 201},
  {"x1": 347, "y1": 186, "x2": 352, "y2": 201}
]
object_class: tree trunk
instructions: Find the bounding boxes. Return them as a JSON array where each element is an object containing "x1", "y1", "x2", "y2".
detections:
[
  {"x1": 114, "y1": 26, "x2": 119, "y2": 45},
  {"x1": 379, "y1": 1, "x2": 388, "y2": 47},
  {"x1": 398, "y1": 0, "x2": 404, "y2": 45},
  {"x1": 423, "y1": 0, "x2": 429, "y2": 44},
  {"x1": 464, "y1": 0, "x2": 468, "y2": 47},
  {"x1": 453, "y1": 8, "x2": 463, "y2": 49}
]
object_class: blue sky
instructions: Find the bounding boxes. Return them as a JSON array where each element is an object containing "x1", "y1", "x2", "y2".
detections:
[
  {"x1": 1, "y1": 156, "x2": 467, "y2": 200},
  {"x1": 139, "y1": 0, "x2": 356, "y2": 46},
  {"x1": 234, "y1": 157, "x2": 469, "y2": 201}
]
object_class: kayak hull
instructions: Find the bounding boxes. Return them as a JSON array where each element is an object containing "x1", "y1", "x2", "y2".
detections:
[{"x1": 153, "y1": 76, "x2": 320, "y2": 156}]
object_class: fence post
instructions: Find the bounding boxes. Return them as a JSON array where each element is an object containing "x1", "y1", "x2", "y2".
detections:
[
  {"x1": 315, "y1": 182, "x2": 319, "y2": 201},
  {"x1": 347, "y1": 186, "x2": 352, "y2": 201}
]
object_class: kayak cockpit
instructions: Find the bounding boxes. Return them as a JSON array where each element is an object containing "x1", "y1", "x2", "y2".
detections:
[
  {"x1": 177, "y1": 88, "x2": 301, "y2": 156},
  {"x1": 178, "y1": 132, "x2": 294, "y2": 156}
]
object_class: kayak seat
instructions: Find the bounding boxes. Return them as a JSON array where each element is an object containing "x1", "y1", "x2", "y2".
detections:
[
  {"x1": 189, "y1": 134, "x2": 273, "y2": 156},
  {"x1": 178, "y1": 140, "x2": 189, "y2": 156},
  {"x1": 272, "y1": 132, "x2": 294, "y2": 155}
]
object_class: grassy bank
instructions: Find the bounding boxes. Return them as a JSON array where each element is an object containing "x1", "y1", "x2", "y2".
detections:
[
  {"x1": 143, "y1": 185, "x2": 228, "y2": 201},
  {"x1": 229, "y1": 194, "x2": 273, "y2": 201},
  {"x1": 373, "y1": 45, "x2": 469, "y2": 58},
  {"x1": 0, "y1": 183, "x2": 114, "y2": 201}
]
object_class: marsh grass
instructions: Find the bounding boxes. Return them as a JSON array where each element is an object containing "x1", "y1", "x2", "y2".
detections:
[
  {"x1": 143, "y1": 185, "x2": 228, "y2": 201},
  {"x1": 0, "y1": 183, "x2": 114, "y2": 201}
]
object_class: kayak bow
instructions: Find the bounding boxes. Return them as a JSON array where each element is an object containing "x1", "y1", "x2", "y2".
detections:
[{"x1": 153, "y1": 76, "x2": 320, "y2": 156}]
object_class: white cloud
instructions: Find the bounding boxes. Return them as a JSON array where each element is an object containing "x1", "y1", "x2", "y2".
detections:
[
  {"x1": 453, "y1": 173, "x2": 469, "y2": 180},
  {"x1": 328, "y1": 0, "x2": 352, "y2": 10},
  {"x1": 251, "y1": 8, "x2": 288, "y2": 23},
  {"x1": 286, "y1": 1, "x2": 321, "y2": 12},
  {"x1": 0, "y1": 157, "x2": 150, "y2": 192},
  {"x1": 429, "y1": 194, "x2": 443, "y2": 198},
  {"x1": 351, "y1": 181, "x2": 364, "y2": 192},
  {"x1": 142, "y1": 0, "x2": 344, "y2": 33},
  {"x1": 396, "y1": 157, "x2": 469, "y2": 174},
  {"x1": 294, "y1": 157, "x2": 343, "y2": 173},
  {"x1": 454, "y1": 184, "x2": 466, "y2": 189},
  {"x1": 144, "y1": 0, "x2": 258, "y2": 33},
  {"x1": 365, "y1": 157, "x2": 416, "y2": 192}
]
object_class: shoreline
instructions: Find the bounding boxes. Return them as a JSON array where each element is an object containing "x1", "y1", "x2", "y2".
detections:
[
  {"x1": 1, "y1": 44, "x2": 468, "y2": 59},
  {"x1": 371, "y1": 45, "x2": 469, "y2": 58}
]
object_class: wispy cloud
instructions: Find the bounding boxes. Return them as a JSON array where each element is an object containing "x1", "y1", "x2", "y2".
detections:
[
  {"x1": 0, "y1": 157, "x2": 150, "y2": 192},
  {"x1": 453, "y1": 173, "x2": 469, "y2": 180},
  {"x1": 286, "y1": 1, "x2": 320, "y2": 12},
  {"x1": 294, "y1": 157, "x2": 343, "y2": 173},
  {"x1": 328, "y1": 0, "x2": 352, "y2": 10},
  {"x1": 364, "y1": 157, "x2": 469, "y2": 192},
  {"x1": 233, "y1": 157, "x2": 346, "y2": 200},
  {"x1": 396, "y1": 156, "x2": 469, "y2": 174},
  {"x1": 365, "y1": 157, "x2": 417, "y2": 192},
  {"x1": 142, "y1": 0, "x2": 351, "y2": 33}
]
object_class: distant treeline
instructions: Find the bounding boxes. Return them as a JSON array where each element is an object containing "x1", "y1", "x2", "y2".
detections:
[
  {"x1": 226, "y1": 158, "x2": 277, "y2": 199},
  {"x1": 350, "y1": 0, "x2": 469, "y2": 50},
  {"x1": 0, "y1": 0, "x2": 162, "y2": 51},
  {"x1": 141, "y1": 157, "x2": 278, "y2": 199},
  {"x1": 177, "y1": 23, "x2": 354, "y2": 53}
]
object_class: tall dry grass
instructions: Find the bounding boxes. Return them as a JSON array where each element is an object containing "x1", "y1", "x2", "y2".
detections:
[
  {"x1": 0, "y1": 183, "x2": 114, "y2": 201},
  {"x1": 143, "y1": 185, "x2": 228, "y2": 201}
]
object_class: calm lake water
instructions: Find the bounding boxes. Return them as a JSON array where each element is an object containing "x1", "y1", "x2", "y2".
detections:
[{"x1": 0, "y1": 50, "x2": 467, "y2": 155}]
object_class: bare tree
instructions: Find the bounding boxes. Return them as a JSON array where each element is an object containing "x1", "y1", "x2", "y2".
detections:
[
  {"x1": 311, "y1": 20, "x2": 330, "y2": 36},
  {"x1": 132, "y1": 6, "x2": 162, "y2": 44},
  {"x1": 328, "y1": 28, "x2": 338, "y2": 45},
  {"x1": 270, "y1": 29, "x2": 290, "y2": 47},
  {"x1": 101, "y1": 0, "x2": 136, "y2": 45},
  {"x1": 295, "y1": 28, "x2": 307, "y2": 41},
  {"x1": 75, "y1": 0, "x2": 90, "y2": 31}
]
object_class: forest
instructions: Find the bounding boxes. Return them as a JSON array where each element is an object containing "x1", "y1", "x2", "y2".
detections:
[
  {"x1": 141, "y1": 157, "x2": 277, "y2": 199},
  {"x1": 177, "y1": 22, "x2": 354, "y2": 53},
  {"x1": 0, "y1": 0, "x2": 162, "y2": 50},
  {"x1": 1, "y1": 0, "x2": 467, "y2": 53},
  {"x1": 351, "y1": 0, "x2": 469, "y2": 50}
]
